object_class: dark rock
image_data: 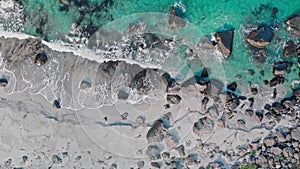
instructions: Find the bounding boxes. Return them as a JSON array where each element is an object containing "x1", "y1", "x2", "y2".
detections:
[
  {"x1": 167, "y1": 94, "x2": 181, "y2": 104},
  {"x1": 53, "y1": 99, "x2": 61, "y2": 109},
  {"x1": 35, "y1": 52, "x2": 48, "y2": 66},
  {"x1": 285, "y1": 15, "x2": 300, "y2": 38},
  {"x1": 272, "y1": 88, "x2": 277, "y2": 99},
  {"x1": 264, "y1": 104, "x2": 272, "y2": 110},
  {"x1": 215, "y1": 29, "x2": 234, "y2": 58},
  {"x1": 52, "y1": 155, "x2": 62, "y2": 163},
  {"x1": 199, "y1": 35, "x2": 217, "y2": 49},
  {"x1": 151, "y1": 162, "x2": 163, "y2": 168},
  {"x1": 164, "y1": 104, "x2": 170, "y2": 109},
  {"x1": 168, "y1": 6, "x2": 186, "y2": 29},
  {"x1": 250, "y1": 86, "x2": 258, "y2": 95},
  {"x1": 22, "y1": 156, "x2": 28, "y2": 163},
  {"x1": 283, "y1": 41, "x2": 297, "y2": 57},
  {"x1": 255, "y1": 110, "x2": 264, "y2": 123},
  {"x1": 263, "y1": 80, "x2": 269, "y2": 85},
  {"x1": 246, "y1": 25, "x2": 274, "y2": 48},
  {"x1": 253, "y1": 49, "x2": 267, "y2": 63},
  {"x1": 137, "y1": 161, "x2": 144, "y2": 168},
  {"x1": 201, "y1": 67, "x2": 209, "y2": 78},
  {"x1": 161, "y1": 72, "x2": 176, "y2": 89},
  {"x1": 227, "y1": 82, "x2": 237, "y2": 92},
  {"x1": 272, "y1": 102, "x2": 285, "y2": 114},
  {"x1": 269, "y1": 76, "x2": 285, "y2": 87},
  {"x1": 293, "y1": 88, "x2": 300, "y2": 97},
  {"x1": 201, "y1": 97, "x2": 209, "y2": 110},
  {"x1": 0, "y1": 78, "x2": 8, "y2": 87},
  {"x1": 146, "y1": 120, "x2": 165, "y2": 143}
]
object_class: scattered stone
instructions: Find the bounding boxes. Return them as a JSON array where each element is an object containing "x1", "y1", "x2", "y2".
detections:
[
  {"x1": 0, "y1": 78, "x2": 8, "y2": 87},
  {"x1": 245, "y1": 109, "x2": 254, "y2": 116},
  {"x1": 291, "y1": 127, "x2": 300, "y2": 140},
  {"x1": 263, "y1": 137, "x2": 275, "y2": 147},
  {"x1": 215, "y1": 29, "x2": 234, "y2": 58},
  {"x1": 53, "y1": 99, "x2": 61, "y2": 109},
  {"x1": 255, "y1": 110, "x2": 263, "y2": 123},
  {"x1": 62, "y1": 152, "x2": 68, "y2": 158},
  {"x1": 246, "y1": 25, "x2": 274, "y2": 48},
  {"x1": 201, "y1": 97, "x2": 209, "y2": 110},
  {"x1": 22, "y1": 156, "x2": 28, "y2": 163},
  {"x1": 270, "y1": 147, "x2": 282, "y2": 155},
  {"x1": 52, "y1": 155, "x2": 62, "y2": 164},
  {"x1": 207, "y1": 106, "x2": 219, "y2": 119},
  {"x1": 263, "y1": 80, "x2": 269, "y2": 85},
  {"x1": 146, "y1": 145, "x2": 161, "y2": 160},
  {"x1": 35, "y1": 52, "x2": 48, "y2": 66},
  {"x1": 136, "y1": 115, "x2": 146, "y2": 125},
  {"x1": 283, "y1": 147, "x2": 294, "y2": 158},
  {"x1": 167, "y1": 94, "x2": 181, "y2": 104},
  {"x1": 237, "y1": 119, "x2": 246, "y2": 128},
  {"x1": 200, "y1": 35, "x2": 217, "y2": 49},
  {"x1": 272, "y1": 88, "x2": 277, "y2": 99},
  {"x1": 283, "y1": 40, "x2": 297, "y2": 57},
  {"x1": 175, "y1": 144, "x2": 185, "y2": 156},
  {"x1": 269, "y1": 76, "x2": 285, "y2": 87},
  {"x1": 118, "y1": 88, "x2": 130, "y2": 100},
  {"x1": 250, "y1": 86, "x2": 258, "y2": 95},
  {"x1": 121, "y1": 112, "x2": 129, "y2": 120},
  {"x1": 164, "y1": 104, "x2": 170, "y2": 109},
  {"x1": 151, "y1": 162, "x2": 163, "y2": 168},
  {"x1": 80, "y1": 79, "x2": 92, "y2": 90},
  {"x1": 193, "y1": 116, "x2": 214, "y2": 135},
  {"x1": 285, "y1": 15, "x2": 300, "y2": 38},
  {"x1": 185, "y1": 154, "x2": 200, "y2": 167}
]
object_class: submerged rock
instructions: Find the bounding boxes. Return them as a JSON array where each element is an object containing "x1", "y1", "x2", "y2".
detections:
[
  {"x1": 283, "y1": 41, "x2": 297, "y2": 57},
  {"x1": 215, "y1": 29, "x2": 234, "y2": 58},
  {"x1": 246, "y1": 25, "x2": 274, "y2": 48},
  {"x1": 34, "y1": 52, "x2": 48, "y2": 66},
  {"x1": 285, "y1": 15, "x2": 300, "y2": 38},
  {"x1": 168, "y1": 5, "x2": 186, "y2": 29},
  {"x1": 0, "y1": 78, "x2": 8, "y2": 87},
  {"x1": 199, "y1": 35, "x2": 217, "y2": 49}
]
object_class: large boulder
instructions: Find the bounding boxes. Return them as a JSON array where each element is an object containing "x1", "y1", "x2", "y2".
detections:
[
  {"x1": 285, "y1": 15, "x2": 300, "y2": 38},
  {"x1": 215, "y1": 30, "x2": 234, "y2": 58},
  {"x1": 246, "y1": 25, "x2": 274, "y2": 48}
]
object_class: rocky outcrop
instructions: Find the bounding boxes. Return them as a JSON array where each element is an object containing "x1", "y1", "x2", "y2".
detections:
[
  {"x1": 246, "y1": 25, "x2": 274, "y2": 48},
  {"x1": 215, "y1": 29, "x2": 234, "y2": 58}
]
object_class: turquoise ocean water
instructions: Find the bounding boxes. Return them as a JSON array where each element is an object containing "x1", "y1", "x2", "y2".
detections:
[{"x1": 15, "y1": 0, "x2": 300, "y2": 92}]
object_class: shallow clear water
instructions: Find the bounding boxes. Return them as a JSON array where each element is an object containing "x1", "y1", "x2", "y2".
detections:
[{"x1": 16, "y1": 0, "x2": 300, "y2": 92}]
